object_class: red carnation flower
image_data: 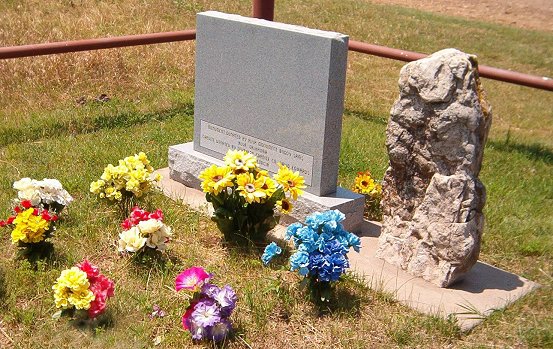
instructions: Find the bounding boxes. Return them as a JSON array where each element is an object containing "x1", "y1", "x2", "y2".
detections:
[
  {"x1": 41, "y1": 210, "x2": 52, "y2": 221},
  {"x1": 78, "y1": 259, "x2": 100, "y2": 281}
]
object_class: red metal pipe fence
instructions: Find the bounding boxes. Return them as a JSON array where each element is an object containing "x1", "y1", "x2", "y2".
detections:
[
  {"x1": 0, "y1": 1, "x2": 551, "y2": 92},
  {"x1": 0, "y1": 30, "x2": 196, "y2": 59},
  {"x1": 348, "y1": 40, "x2": 553, "y2": 91}
]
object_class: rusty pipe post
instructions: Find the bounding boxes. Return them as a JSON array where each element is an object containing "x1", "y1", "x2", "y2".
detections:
[{"x1": 253, "y1": 0, "x2": 275, "y2": 21}]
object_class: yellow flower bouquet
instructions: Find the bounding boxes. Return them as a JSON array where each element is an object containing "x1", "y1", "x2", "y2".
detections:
[
  {"x1": 90, "y1": 152, "x2": 161, "y2": 215},
  {"x1": 199, "y1": 149, "x2": 305, "y2": 244},
  {"x1": 0, "y1": 200, "x2": 59, "y2": 261},
  {"x1": 352, "y1": 170, "x2": 383, "y2": 221}
]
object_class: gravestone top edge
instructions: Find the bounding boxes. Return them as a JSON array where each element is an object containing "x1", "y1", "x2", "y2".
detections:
[{"x1": 198, "y1": 11, "x2": 348, "y2": 42}]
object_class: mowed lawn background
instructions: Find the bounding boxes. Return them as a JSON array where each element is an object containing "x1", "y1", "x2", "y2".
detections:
[{"x1": 0, "y1": 0, "x2": 552, "y2": 348}]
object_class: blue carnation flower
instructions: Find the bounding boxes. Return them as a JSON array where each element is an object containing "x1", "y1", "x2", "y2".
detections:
[
  {"x1": 329, "y1": 238, "x2": 347, "y2": 254},
  {"x1": 317, "y1": 255, "x2": 337, "y2": 282},
  {"x1": 290, "y1": 250, "x2": 309, "y2": 272},
  {"x1": 346, "y1": 232, "x2": 361, "y2": 252},
  {"x1": 285, "y1": 222, "x2": 303, "y2": 241},
  {"x1": 261, "y1": 242, "x2": 282, "y2": 265},
  {"x1": 305, "y1": 211, "x2": 327, "y2": 230}
]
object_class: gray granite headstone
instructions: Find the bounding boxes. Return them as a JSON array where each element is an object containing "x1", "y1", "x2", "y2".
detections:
[{"x1": 168, "y1": 11, "x2": 364, "y2": 230}]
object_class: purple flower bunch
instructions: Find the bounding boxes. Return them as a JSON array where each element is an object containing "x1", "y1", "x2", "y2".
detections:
[{"x1": 175, "y1": 267, "x2": 237, "y2": 342}]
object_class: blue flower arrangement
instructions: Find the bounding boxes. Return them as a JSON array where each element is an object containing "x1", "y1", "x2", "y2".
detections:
[{"x1": 262, "y1": 210, "x2": 361, "y2": 302}]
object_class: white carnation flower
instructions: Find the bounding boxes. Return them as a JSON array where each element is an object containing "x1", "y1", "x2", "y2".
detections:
[
  {"x1": 137, "y1": 219, "x2": 164, "y2": 236},
  {"x1": 118, "y1": 227, "x2": 147, "y2": 253},
  {"x1": 13, "y1": 178, "x2": 41, "y2": 205},
  {"x1": 146, "y1": 225, "x2": 172, "y2": 251},
  {"x1": 38, "y1": 178, "x2": 74, "y2": 206}
]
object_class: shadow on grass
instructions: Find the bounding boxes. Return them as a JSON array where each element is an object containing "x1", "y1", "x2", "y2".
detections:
[
  {"x1": 0, "y1": 266, "x2": 7, "y2": 308},
  {"x1": 344, "y1": 108, "x2": 388, "y2": 125},
  {"x1": 129, "y1": 249, "x2": 181, "y2": 272},
  {"x1": 15, "y1": 241, "x2": 67, "y2": 269},
  {"x1": 0, "y1": 102, "x2": 194, "y2": 147},
  {"x1": 488, "y1": 140, "x2": 553, "y2": 165},
  {"x1": 314, "y1": 285, "x2": 363, "y2": 317},
  {"x1": 69, "y1": 309, "x2": 116, "y2": 334}
]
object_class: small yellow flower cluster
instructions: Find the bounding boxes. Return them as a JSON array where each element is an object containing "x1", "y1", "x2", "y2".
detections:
[
  {"x1": 352, "y1": 171, "x2": 383, "y2": 221},
  {"x1": 199, "y1": 150, "x2": 306, "y2": 214},
  {"x1": 352, "y1": 171, "x2": 382, "y2": 197},
  {"x1": 52, "y1": 267, "x2": 95, "y2": 310},
  {"x1": 90, "y1": 152, "x2": 160, "y2": 201},
  {"x1": 11, "y1": 208, "x2": 50, "y2": 244}
]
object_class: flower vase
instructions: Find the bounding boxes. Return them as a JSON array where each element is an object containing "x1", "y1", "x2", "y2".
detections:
[
  {"x1": 16, "y1": 240, "x2": 55, "y2": 263},
  {"x1": 208, "y1": 193, "x2": 279, "y2": 245},
  {"x1": 301, "y1": 276, "x2": 333, "y2": 303}
]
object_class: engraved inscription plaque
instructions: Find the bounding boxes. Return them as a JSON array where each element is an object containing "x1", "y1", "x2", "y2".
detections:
[{"x1": 200, "y1": 120, "x2": 314, "y2": 185}]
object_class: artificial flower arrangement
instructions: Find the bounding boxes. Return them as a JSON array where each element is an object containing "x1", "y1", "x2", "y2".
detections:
[
  {"x1": 90, "y1": 152, "x2": 161, "y2": 215},
  {"x1": 12, "y1": 177, "x2": 73, "y2": 214},
  {"x1": 118, "y1": 206, "x2": 172, "y2": 254},
  {"x1": 262, "y1": 210, "x2": 360, "y2": 302},
  {"x1": 0, "y1": 200, "x2": 59, "y2": 258},
  {"x1": 175, "y1": 267, "x2": 237, "y2": 343},
  {"x1": 199, "y1": 149, "x2": 306, "y2": 244},
  {"x1": 352, "y1": 170, "x2": 383, "y2": 221},
  {"x1": 52, "y1": 259, "x2": 115, "y2": 320}
]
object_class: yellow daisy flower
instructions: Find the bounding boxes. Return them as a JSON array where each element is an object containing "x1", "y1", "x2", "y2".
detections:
[
  {"x1": 276, "y1": 198, "x2": 293, "y2": 214},
  {"x1": 371, "y1": 183, "x2": 383, "y2": 197},
  {"x1": 353, "y1": 171, "x2": 376, "y2": 194},
  {"x1": 258, "y1": 174, "x2": 277, "y2": 197},
  {"x1": 236, "y1": 173, "x2": 267, "y2": 203},
  {"x1": 199, "y1": 165, "x2": 235, "y2": 195},
  {"x1": 224, "y1": 150, "x2": 257, "y2": 174},
  {"x1": 273, "y1": 163, "x2": 306, "y2": 200}
]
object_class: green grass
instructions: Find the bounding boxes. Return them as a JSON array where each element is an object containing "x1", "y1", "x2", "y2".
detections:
[{"x1": 0, "y1": 0, "x2": 552, "y2": 348}]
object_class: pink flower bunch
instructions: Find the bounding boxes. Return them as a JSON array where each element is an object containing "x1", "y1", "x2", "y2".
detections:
[
  {"x1": 77, "y1": 260, "x2": 115, "y2": 318},
  {"x1": 175, "y1": 266, "x2": 210, "y2": 292},
  {"x1": 121, "y1": 206, "x2": 164, "y2": 230},
  {"x1": 176, "y1": 267, "x2": 236, "y2": 342}
]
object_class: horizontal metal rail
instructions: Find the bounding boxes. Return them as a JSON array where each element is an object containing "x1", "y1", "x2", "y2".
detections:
[
  {"x1": 1, "y1": 30, "x2": 551, "y2": 92},
  {"x1": 348, "y1": 40, "x2": 553, "y2": 91},
  {"x1": 0, "y1": 30, "x2": 196, "y2": 59}
]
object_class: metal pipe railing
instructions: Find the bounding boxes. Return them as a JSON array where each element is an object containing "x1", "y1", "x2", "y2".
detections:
[
  {"x1": 348, "y1": 40, "x2": 553, "y2": 91},
  {"x1": 0, "y1": 30, "x2": 196, "y2": 59},
  {"x1": 0, "y1": 3, "x2": 551, "y2": 92}
]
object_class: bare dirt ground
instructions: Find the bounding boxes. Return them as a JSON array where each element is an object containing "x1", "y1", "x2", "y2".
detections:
[{"x1": 368, "y1": 0, "x2": 553, "y2": 32}]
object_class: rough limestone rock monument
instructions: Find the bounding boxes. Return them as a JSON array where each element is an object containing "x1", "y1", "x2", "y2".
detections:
[{"x1": 375, "y1": 48, "x2": 492, "y2": 287}]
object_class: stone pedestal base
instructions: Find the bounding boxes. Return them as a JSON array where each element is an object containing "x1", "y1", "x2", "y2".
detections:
[
  {"x1": 168, "y1": 142, "x2": 365, "y2": 232},
  {"x1": 153, "y1": 171, "x2": 541, "y2": 331}
]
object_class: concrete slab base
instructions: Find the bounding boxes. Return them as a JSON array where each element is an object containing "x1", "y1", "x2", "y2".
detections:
[
  {"x1": 156, "y1": 168, "x2": 540, "y2": 331},
  {"x1": 167, "y1": 143, "x2": 365, "y2": 232}
]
